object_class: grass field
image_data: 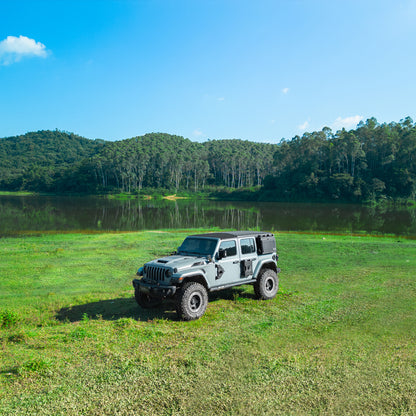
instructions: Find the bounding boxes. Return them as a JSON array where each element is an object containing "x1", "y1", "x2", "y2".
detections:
[
  {"x1": 1, "y1": 230, "x2": 416, "y2": 415},
  {"x1": 0, "y1": 191, "x2": 35, "y2": 196}
]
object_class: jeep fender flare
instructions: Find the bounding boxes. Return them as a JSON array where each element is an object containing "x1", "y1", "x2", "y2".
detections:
[
  {"x1": 173, "y1": 272, "x2": 209, "y2": 290},
  {"x1": 254, "y1": 259, "x2": 279, "y2": 279}
]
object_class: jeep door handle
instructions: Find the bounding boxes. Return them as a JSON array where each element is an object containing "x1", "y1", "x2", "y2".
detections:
[{"x1": 233, "y1": 260, "x2": 239, "y2": 264}]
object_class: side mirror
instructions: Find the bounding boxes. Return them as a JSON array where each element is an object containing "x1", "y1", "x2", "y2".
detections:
[{"x1": 217, "y1": 248, "x2": 227, "y2": 260}]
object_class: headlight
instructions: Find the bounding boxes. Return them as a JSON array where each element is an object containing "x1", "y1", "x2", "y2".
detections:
[
  {"x1": 165, "y1": 269, "x2": 173, "y2": 277},
  {"x1": 137, "y1": 267, "x2": 144, "y2": 276}
]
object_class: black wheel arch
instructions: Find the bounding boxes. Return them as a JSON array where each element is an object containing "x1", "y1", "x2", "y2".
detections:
[
  {"x1": 179, "y1": 274, "x2": 209, "y2": 291},
  {"x1": 256, "y1": 261, "x2": 278, "y2": 278}
]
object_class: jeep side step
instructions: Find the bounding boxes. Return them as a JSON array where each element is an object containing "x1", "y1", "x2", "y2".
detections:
[{"x1": 209, "y1": 278, "x2": 257, "y2": 292}]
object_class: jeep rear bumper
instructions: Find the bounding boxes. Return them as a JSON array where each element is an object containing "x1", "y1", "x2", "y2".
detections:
[{"x1": 132, "y1": 278, "x2": 177, "y2": 298}]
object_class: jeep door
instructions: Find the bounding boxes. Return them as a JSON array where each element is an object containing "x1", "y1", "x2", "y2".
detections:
[
  {"x1": 239, "y1": 237, "x2": 259, "y2": 279},
  {"x1": 214, "y1": 239, "x2": 240, "y2": 285}
]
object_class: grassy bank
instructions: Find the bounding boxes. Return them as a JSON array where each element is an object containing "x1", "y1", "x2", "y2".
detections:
[
  {"x1": 1, "y1": 230, "x2": 416, "y2": 415},
  {"x1": 0, "y1": 191, "x2": 36, "y2": 196},
  {"x1": 103, "y1": 186, "x2": 262, "y2": 201}
]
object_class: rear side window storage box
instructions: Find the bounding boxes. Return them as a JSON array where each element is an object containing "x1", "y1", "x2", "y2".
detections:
[{"x1": 256, "y1": 234, "x2": 276, "y2": 255}]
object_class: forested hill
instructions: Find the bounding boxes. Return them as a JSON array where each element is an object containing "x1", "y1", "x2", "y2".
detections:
[
  {"x1": 263, "y1": 117, "x2": 416, "y2": 201},
  {"x1": 1, "y1": 117, "x2": 416, "y2": 202},
  {"x1": 0, "y1": 130, "x2": 105, "y2": 191},
  {"x1": 0, "y1": 131, "x2": 276, "y2": 193},
  {"x1": 88, "y1": 133, "x2": 276, "y2": 193}
]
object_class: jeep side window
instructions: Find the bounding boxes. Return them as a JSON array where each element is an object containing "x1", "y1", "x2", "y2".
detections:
[
  {"x1": 218, "y1": 240, "x2": 237, "y2": 258},
  {"x1": 240, "y1": 238, "x2": 256, "y2": 255}
]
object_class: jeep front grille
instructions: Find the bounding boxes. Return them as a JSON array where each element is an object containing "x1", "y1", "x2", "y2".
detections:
[{"x1": 145, "y1": 266, "x2": 166, "y2": 282}]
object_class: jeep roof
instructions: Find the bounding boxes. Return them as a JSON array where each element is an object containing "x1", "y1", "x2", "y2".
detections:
[{"x1": 189, "y1": 231, "x2": 274, "y2": 240}]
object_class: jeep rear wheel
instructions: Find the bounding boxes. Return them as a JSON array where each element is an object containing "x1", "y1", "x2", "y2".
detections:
[
  {"x1": 176, "y1": 282, "x2": 208, "y2": 321},
  {"x1": 254, "y1": 269, "x2": 279, "y2": 300},
  {"x1": 135, "y1": 289, "x2": 162, "y2": 309}
]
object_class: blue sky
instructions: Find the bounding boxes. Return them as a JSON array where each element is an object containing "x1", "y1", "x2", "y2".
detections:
[{"x1": 1, "y1": 0, "x2": 416, "y2": 143}]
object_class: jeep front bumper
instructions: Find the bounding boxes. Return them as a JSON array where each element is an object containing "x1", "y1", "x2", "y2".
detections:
[{"x1": 132, "y1": 278, "x2": 177, "y2": 298}]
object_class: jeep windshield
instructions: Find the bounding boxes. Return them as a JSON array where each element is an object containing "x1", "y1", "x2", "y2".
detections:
[{"x1": 177, "y1": 237, "x2": 218, "y2": 257}]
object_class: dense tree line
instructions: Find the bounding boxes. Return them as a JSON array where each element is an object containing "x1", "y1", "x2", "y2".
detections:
[
  {"x1": 87, "y1": 134, "x2": 209, "y2": 192},
  {"x1": 264, "y1": 117, "x2": 416, "y2": 201},
  {"x1": 0, "y1": 131, "x2": 276, "y2": 193},
  {"x1": 205, "y1": 139, "x2": 275, "y2": 188},
  {"x1": 1, "y1": 118, "x2": 416, "y2": 201},
  {"x1": 87, "y1": 135, "x2": 276, "y2": 193}
]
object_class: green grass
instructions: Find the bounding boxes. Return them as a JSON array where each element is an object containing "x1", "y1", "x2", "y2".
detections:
[
  {"x1": 0, "y1": 191, "x2": 35, "y2": 196},
  {"x1": 1, "y1": 230, "x2": 416, "y2": 415}
]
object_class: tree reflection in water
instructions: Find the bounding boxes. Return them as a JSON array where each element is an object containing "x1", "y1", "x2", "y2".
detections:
[{"x1": 0, "y1": 195, "x2": 415, "y2": 237}]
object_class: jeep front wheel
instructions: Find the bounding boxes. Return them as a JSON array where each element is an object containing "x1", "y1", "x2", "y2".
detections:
[
  {"x1": 176, "y1": 282, "x2": 208, "y2": 321},
  {"x1": 254, "y1": 269, "x2": 279, "y2": 300}
]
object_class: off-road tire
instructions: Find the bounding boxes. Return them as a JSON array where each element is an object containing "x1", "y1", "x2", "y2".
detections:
[
  {"x1": 254, "y1": 269, "x2": 278, "y2": 300},
  {"x1": 176, "y1": 282, "x2": 208, "y2": 321},
  {"x1": 135, "y1": 289, "x2": 162, "y2": 309}
]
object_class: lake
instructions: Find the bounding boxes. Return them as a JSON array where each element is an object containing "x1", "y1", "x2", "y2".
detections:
[{"x1": 1, "y1": 195, "x2": 415, "y2": 237}]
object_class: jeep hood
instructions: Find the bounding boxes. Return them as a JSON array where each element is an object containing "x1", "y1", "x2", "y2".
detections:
[{"x1": 147, "y1": 255, "x2": 206, "y2": 271}]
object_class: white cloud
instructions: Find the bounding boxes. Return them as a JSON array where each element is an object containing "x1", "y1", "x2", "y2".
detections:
[
  {"x1": 298, "y1": 120, "x2": 309, "y2": 131},
  {"x1": 282, "y1": 87, "x2": 289, "y2": 94},
  {"x1": 332, "y1": 115, "x2": 363, "y2": 131},
  {"x1": 193, "y1": 129, "x2": 203, "y2": 137},
  {"x1": 0, "y1": 35, "x2": 49, "y2": 65},
  {"x1": 217, "y1": 97, "x2": 225, "y2": 101}
]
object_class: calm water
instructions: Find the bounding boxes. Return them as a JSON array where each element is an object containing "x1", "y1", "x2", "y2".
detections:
[{"x1": 1, "y1": 195, "x2": 415, "y2": 236}]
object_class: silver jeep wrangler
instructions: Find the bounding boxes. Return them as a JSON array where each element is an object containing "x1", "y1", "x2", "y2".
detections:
[{"x1": 132, "y1": 231, "x2": 280, "y2": 320}]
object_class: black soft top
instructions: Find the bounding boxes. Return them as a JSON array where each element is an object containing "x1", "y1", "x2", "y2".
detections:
[{"x1": 190, "y1": 231, "x2": 274, "y2": 240}]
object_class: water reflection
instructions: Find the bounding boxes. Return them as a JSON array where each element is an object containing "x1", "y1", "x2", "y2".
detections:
[{"x1": 0, "y1": 195, "x2": 415, "y2": 236}]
